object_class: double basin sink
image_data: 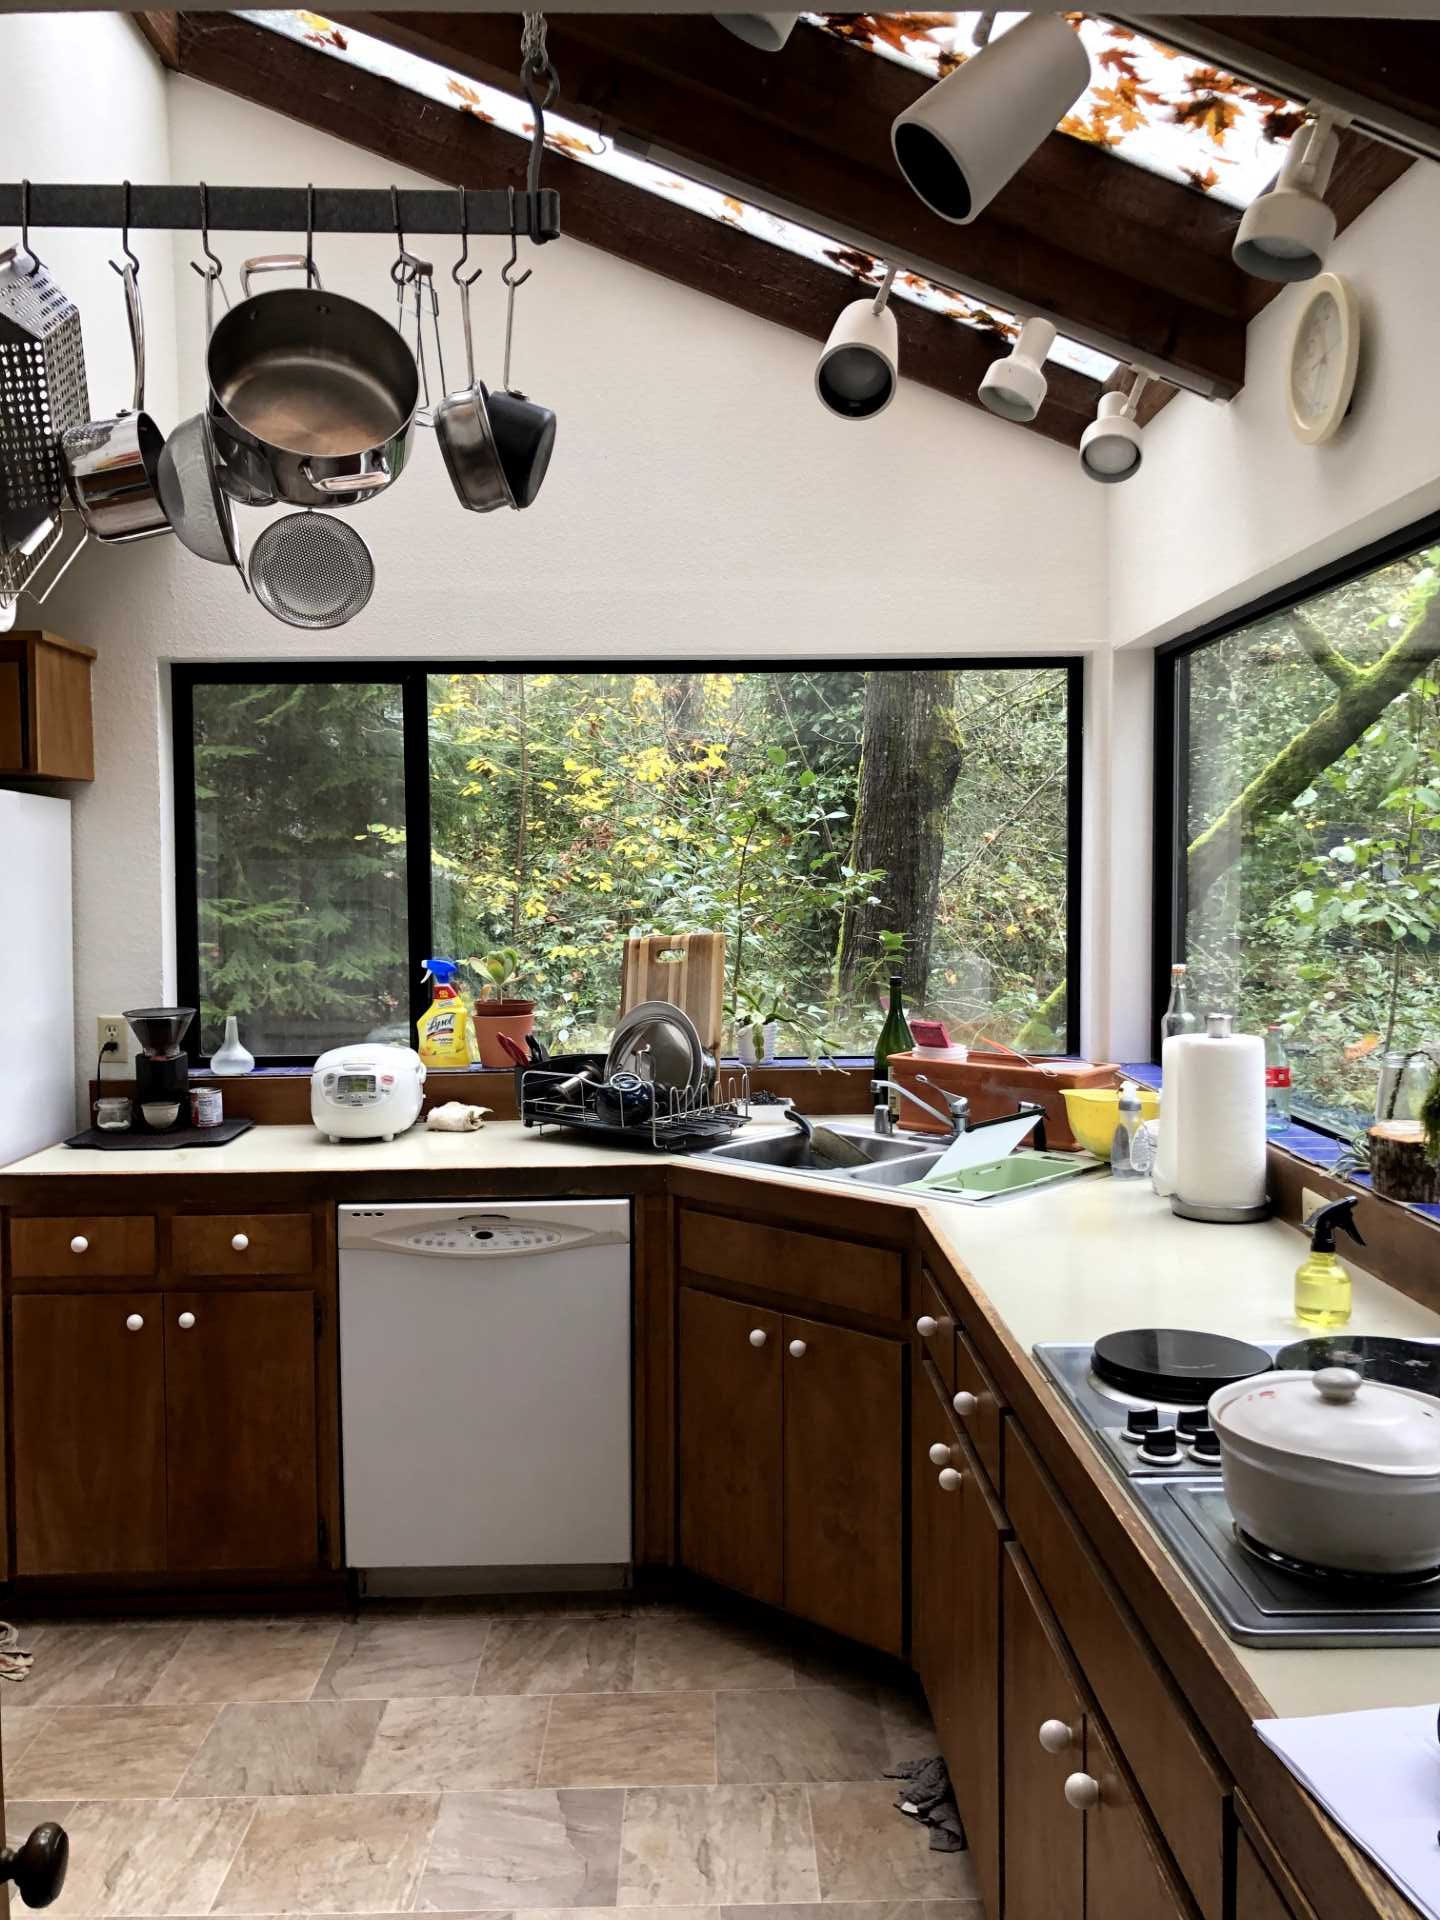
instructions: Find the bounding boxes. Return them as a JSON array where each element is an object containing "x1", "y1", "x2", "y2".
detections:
[{"x1": 699, "y1": 1121, "x2": 1091, "y2": 1200}]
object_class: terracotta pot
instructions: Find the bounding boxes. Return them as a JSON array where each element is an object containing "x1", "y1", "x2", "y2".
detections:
[{"x1": 473, "y1": 999, "x2": 537, "y2": 1069}]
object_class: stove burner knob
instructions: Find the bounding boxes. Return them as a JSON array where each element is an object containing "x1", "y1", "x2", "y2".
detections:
[
  {"x1": 1190, "y1": 1427, "x2": 1222, "y2": 1461},
  {"x1": 1176, "y1": 1408, "x2": 1209, "y2": 1439},
  {"x1": 1137, "y1": 1426, "x2": 1180, "y2": 1464},
  {"x1": 1122, "y1": 1406, "x2": 1160, "y2": 1445}
]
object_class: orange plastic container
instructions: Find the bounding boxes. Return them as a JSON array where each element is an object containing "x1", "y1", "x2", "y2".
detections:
[{"x1": 886, "y1": 1049, "x2": 1121, "y2": 1150}]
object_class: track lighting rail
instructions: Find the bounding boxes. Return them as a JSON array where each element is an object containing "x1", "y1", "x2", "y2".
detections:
[{"x1": 0, "y1": 184, "x2": 561, "y2": 244}]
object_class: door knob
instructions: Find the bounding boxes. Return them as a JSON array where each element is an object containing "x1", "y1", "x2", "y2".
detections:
[
  {"x1": 231, "y1": 1232, "x2": 250, "y2": 1252},
  {"x1": 1063, "y1": 1772, "x2": 1101, "y2": 1811},
  {"x1": 1038, "y1": 1719, "x2": 1075, "y2": 1754},
  {"x1": 788, "y1": 1339, "x2": 807, "y2": 1358},
  {"x1": 938, "y1": 1466, "x2": 963, "y2": 1492},
  {"x1": 928, "y1": 1441, "x2": 953, "y2": 1466},
  {"x1": 69, "y1": 1236, "x2": 88, "y2": 1255},
  {"x1": 916, "y1": 1315, "x2": 939, "y2": 1337},
  {"x1": 177, "y1": 1311, "x2": 196, "y2": 1330},
  {"x1": 953, "y1": 1390, "x2": 979, "y2": 1417},
  {"x1": 749, "y1": 1328, "x2": 768, "y2": 1348},
  {"x1": 0, "y1": 1821, "x2": 69, "y2": 1908},
  {"x1": 125, "y1": 1313, "x2": 144, "y2": 1333}
]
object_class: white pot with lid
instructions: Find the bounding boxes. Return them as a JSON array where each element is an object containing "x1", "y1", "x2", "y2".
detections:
[{"x1": 1208, "y1": 1367, "x2": 1440, "y2": 1575}]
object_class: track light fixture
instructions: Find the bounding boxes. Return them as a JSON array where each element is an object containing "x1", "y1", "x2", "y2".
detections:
[
  {"x1": 978, "y1": 316, "x2": 1056, "y2": 423},
  {"x1": 891, "y1": 13, "x2": 1090, "y2": 226},
  {"x1": 1079, "y1": 372, "x2": 1152, "y2": 484},
  {"x1": 712, "y1": 11, "x2": 797, "y2": 51},
  {"x1": 815, "y1": 266, "x2": 899, "y2": 421},
  {"x1": 1232, "y1": 105, "x2": 1344, "y2": 283}
]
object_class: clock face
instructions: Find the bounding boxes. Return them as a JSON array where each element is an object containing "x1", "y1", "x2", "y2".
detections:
[{"x1": 1292, "y1": 291, "x2": 1343, "y2": 426}]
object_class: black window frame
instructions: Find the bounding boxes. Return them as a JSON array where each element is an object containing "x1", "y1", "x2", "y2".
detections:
[
  {"x1": 174, "y1": 655, "x2": 1085, "y2": 1068},
  {"x1": 1151, "y1": 508, "x2": 1440, "y2": 1113}
]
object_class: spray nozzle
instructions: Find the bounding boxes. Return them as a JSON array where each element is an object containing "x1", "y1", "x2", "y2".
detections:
[{"x1": 1304, "y1": 1194, "x2": 1365, "y2": 1254}]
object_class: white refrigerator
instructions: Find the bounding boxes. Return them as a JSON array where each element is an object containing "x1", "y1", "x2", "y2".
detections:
[{"x1": 0, "y1": 791, "x2": 75, "y2": 1166}]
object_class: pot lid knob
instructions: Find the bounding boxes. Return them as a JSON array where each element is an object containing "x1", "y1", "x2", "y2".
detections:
[{"x1": 1313, "y1": 1366, "x2": 1364, "y2": 1404}]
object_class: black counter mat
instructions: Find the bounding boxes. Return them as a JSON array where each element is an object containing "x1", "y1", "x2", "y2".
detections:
[{"x1": 66, "y1": 1117, "x2": 255, "y2": 1151}]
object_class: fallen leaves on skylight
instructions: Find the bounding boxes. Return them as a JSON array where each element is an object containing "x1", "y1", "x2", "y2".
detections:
[{"x1": 244, "y1": 10, "x2": 1118, "y2": 383}]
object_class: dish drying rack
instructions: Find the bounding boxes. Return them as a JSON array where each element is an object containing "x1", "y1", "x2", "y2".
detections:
[{"x1": 517, "y1": 1052, "x2": 752, "y2": 1150}]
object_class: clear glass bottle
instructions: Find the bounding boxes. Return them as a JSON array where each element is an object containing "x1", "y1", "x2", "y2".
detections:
[
  {"x1": 1111, "y1": 1079, "x2": 1143, "y2": 1178},
  {"x1": 1264, "y1": 1023, "x2": 1292, "y2": 1133},
  {"x1": 1160, "y1": 963, "x2": 1198, "y2": 1043},
  {"x1": 874, "y1": 975, "x2": 915, "y2": 1117}
]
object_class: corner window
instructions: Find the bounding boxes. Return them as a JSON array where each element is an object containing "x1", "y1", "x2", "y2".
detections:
[
  {"x1": 1159, "y1": 526, "x2": 1440, "y2": 1132},
  {"x1": 176, "y1": 663, "x2": 1080, "y2": 1065}
]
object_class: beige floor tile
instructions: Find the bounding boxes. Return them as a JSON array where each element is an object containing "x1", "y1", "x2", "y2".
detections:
[
  {"x1": 631, "y1": 1619, "x2": 796, "y2": 1695},
  {"x1": 357, "y1": 1697, "x2": 550, "y2": 1792},
  {"x1": 147, "y1": 1623, "x2": 341, "y2": 1706},
  {"x1": 1, "y1": 1701, "x2": 56, "y2": 1764},
  {"x1": 539, "y1": 1692, "x2": 716, "y2": 1788},
  {"x1": 808, "y1": 1784, "x2": 980, "y2": 1903},
  {"x1": 716, "y1": 1688, "x2": 890, "y2": 1785},
  {"x1": 21, "y1": 1625, "x2": 191, "y2": 1708},
  {"x1": 211, "y1": 1792, "x2": 439, "y2": 1914},
  {"x1": 417, "y1": 1788, "x2": 625, "y2": 1910},
  {"x1": 5, "y1": 1799, "x2": 74, "y2": 1850},
  {"x1": 476, "y1": 1617, "x2": 636, "y2": 1696},
  {"x1": 618, "y1": 1785, "x2": 818, "y2": 1906},
  {"x1": 9, "y1": 1706, "x2": 219, "y2": 1800},
  {"x1": 177, "y1": 1700, "x2": 386, "y2": 1797},
  {"x1": 48, "y1": 1795, "x2": 256, "y2": 1916},
  {"x1": 877, "y1": 1689, "x2": 938, "y2": 1772},
  {"x1": 313, "y1": 1617, "x2": 490, "y2": 1700}
]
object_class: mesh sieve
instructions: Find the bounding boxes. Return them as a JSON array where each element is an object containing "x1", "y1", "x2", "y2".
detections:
[{"x1": 248, "y1": 512, "x2": 374, "y2": 629}]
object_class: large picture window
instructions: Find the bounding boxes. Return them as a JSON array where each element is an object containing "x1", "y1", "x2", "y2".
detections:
[
  {"x1": 175, "y1": 661, "x2": 1081, "y2": 1065},
  {"x1": 1158, "y1": 523, "x2": 1440, "y2": 1133}
]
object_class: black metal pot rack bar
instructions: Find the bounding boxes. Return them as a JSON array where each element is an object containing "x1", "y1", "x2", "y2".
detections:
[{"x1": 0, "y1": 184, "x2": 560, "y2": 244}]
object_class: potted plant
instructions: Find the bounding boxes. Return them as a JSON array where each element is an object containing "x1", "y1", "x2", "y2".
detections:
[
  {"x1": 730, "y1": 980, "x2": 842, "y2": 1069},
  {"x1": 469, "y1": 948, "x2": 538, "y2": 1069}
]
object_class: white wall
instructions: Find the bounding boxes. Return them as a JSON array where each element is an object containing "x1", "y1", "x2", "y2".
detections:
[
  {"x1": 17, "y1": 67, "x2": 1106, "y2": 1098},
  {"x1": 1109, "y1": 158, "x2": 1440, "y2": 649}
]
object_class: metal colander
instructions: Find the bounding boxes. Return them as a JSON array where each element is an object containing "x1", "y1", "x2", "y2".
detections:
[
  {"x1": 0, "y1": 247, "x2": 90, "y2": 598},
  {"x1": 248, "y1": 511, "x2": 374, "y2": 629}
]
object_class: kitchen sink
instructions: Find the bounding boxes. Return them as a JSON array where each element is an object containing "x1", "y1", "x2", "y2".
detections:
[{"x1": 698, "y1": 1126, "x2": 932, "y2": 1174}]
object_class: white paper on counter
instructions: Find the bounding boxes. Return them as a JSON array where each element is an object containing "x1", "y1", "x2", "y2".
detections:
[
  {"x1": 919, "y1": 1112, "x2": 1042, "y2": 1183},
  {"x1": 1254, "y1": 1704, "x2": 1440, "y2": 1919}
]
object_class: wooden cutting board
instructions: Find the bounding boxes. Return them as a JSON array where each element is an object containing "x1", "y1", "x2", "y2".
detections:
[{"x1": 619, "y1": 933, "x2": 726, "y2": 1053}]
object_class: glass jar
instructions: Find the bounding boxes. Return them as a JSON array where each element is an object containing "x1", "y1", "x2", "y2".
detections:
[
  {"x1": 1375, "y1": 1051, "x2": 1434, "y2": 1130},
  {"x1": 95, "y1": 1095, "x2": 132, "y2": 1131}
]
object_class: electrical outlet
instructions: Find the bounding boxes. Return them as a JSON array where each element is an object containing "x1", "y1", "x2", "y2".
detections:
[{"x1": 96, "y1": 1015, "x2": 128, "y2": 1065}]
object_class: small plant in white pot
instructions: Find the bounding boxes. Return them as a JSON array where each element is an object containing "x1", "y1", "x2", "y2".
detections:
[{"x1": 468, "y1": 949, "x2": 538, "y2": 1069}]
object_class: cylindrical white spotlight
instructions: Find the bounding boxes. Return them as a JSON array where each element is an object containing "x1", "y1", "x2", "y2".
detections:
[
  {"x1": 1079, "y1": 374, "x2": 1151, "y2": 484},
  {"x1": 891, "y1": 14, "x2": 1090, "y2": 225},
  {"x1": 978, "y1": 315, "x2": 1056, "y2": 423},
  {"x1": 1232, "y1": 107, "x2": 1342, "y2": 283},
  {"x1": 713, "y1": 12, "x2": 798, "y2": 51},
  {"x1": 816, "y1": 267, "x2": 899, "y2": 421}
]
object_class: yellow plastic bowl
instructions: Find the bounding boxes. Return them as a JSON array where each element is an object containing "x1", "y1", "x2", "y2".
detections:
[{"x1": 1062, "y1": 1086, "x2": 1160, "y2": 1160}]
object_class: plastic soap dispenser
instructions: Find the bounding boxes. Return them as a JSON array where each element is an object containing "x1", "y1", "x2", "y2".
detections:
[{"x1": 1294, "y1": 1195, "x2": 1366, "y2": 1329}]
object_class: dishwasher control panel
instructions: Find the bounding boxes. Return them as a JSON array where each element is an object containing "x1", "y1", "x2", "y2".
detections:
[
  {"x1": 338, "y1": 1205, "x2": 629, "y2": 1259},
  {"x1": 401, "y1": 1220, "x2": 572, "y2": 1255}
]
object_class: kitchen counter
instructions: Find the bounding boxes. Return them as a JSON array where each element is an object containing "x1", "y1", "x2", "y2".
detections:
[{"x1": 6, "y1": 1112, "x2": 1438, "y2": 1725}]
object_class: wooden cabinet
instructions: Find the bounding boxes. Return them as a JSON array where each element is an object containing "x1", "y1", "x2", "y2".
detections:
[
  {"x1": 1233, "y1": 1818, "x2": 1319, "y2": 1920},
  {"x1": 915, "y1": 1270, "x2": 955, "y2": 1388},
  {"x1": 10, "y1": 1215, "x2": 156, "y2": 1279},
  {"x1": 0, "y1": 631, "x2": 95, "y2": 781},
  {"x1": 172, "y1": 1212, "x2": 314, "y2": 1277},
  {"x1": 1083, "y1": 1709, "x2": 1194, "y2": 1918},
  {"x1": 678, "y1": 1285, "x2": 903, "y2": 1652},
  {"x1": 678, "y1": 1207, "x2": 903, "y2": 1320}
]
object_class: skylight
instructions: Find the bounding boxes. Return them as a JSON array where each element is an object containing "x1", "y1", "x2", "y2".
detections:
[
  {"x1": 805, "y1": 13, "x2": 1306, "y2": 209},
  {"x1": 243, "y1": 11, "x2": 1118, "y2": 383}
]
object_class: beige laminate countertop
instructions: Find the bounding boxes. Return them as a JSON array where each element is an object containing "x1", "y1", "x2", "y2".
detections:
[{"x1": 5, "y1": 1112, "x2": 1438, "y2": 1721}]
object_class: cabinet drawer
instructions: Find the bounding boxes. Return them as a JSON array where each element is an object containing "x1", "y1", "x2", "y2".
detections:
[
  {"x1": 678, "y1": 1208, "x2": 902, "y2": 1320},
  {"x1": 10, "y1": 1215, "x2": 156, "y2": 1278},
  {"x1": 1004, "y1": 1422, "x2": 1227, "y2": 1920},
  {"x1": 172, "y1": 1213, "x2": 315, "y2": 1276},
  {"x1": 915, "y1": 1270, "x2": 955, "y2": 1389},
  {"x1": 953, "y1": 1327, "x2": 1004, "y2": 1489}
]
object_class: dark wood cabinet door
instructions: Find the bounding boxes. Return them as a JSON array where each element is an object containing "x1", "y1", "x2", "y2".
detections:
[
  {"x1": 948, "y1": 1429, "x2": 1006, "y2": 1920},
  {"x1": 1002, "y1": 1547, "x2": 1084, "y2": 1920},
  {"x1": 1235, "y1": 1829, "x2": 1309, "y2": 1920},
  {"x1": 165, "y1": 1291, "x2": 319, "y2": 1572},
  {"x1": 10, "y1": 1293, "x2": 166, "y2": 1574},
  {"x1": 1083, "y1": 1711, "x2": 1195, "y2": 1919},
  {"x1": 783, "y1": 1313, "x2": 904, "y2": 1655},
  {"x1": 678, "y1": 1287, "x2": 783, "y2": 1606},
  {"x1": 911, "y1": 1366, "x2": 956, "y2": 1724}
]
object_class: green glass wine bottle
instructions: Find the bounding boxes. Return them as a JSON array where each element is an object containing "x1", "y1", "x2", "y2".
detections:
[{"x1": 874, "y1": 974, "x2": 915, "y2": 1113}]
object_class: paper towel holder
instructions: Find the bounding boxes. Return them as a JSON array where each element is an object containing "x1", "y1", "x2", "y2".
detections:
[{"x1": 1170, "y1": 1011, "x2": 1273, "y2": 1224}]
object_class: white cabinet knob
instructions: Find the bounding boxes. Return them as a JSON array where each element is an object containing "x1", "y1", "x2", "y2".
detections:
[
  {"x1": 953, "y1": 1390, "x2": 979, "y2": 1418},
  {"x1": 938, "y1": 1466, "x2": 963, "y2": 1492},
  {"x1": 70, "y1": 1235, "x2": 89, "y2": 1254},
  {"x1": 1038, "y1": 1719, "x2": 1075, "y2": 1754},
  {"x1": 788, "y1": 1339, "x2": 807, "y2": 1358},
  {"x1": 916, "y1": 1315, "x2": 939, "y2": 1337},
  {"x1": 231, "y1": 1232, "x2": 250, "y2": 1252},
  {"x1": 125, "y1": 1313, "x2": 144, "y2": 1332},
  {"x1": 177, "y1": 1311, "x2": 196, "y2": 1330},
  {"x1": 749, "y1": 1328, "x2": 768, "y2": 1348},
  {"x1": 1064, "y1": 1772, "x2": 1101, "y2": 1811},
  {"x1": 928, "y1": 1441, "x2": 953, "y2": 1466}
]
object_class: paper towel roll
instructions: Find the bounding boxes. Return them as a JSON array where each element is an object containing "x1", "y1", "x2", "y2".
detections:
[
  {"x1": 1170, "y1": 1028, "x2": 1267, "y2": 1213},
  {"x1": 1151, "y1": 1034, "x2": 1186, "y2": 1198}
]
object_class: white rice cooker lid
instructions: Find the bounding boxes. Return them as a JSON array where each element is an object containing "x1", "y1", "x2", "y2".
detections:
[{"x1": 1212, "y1": 1367, "x2": 1440, "y2": 1475}]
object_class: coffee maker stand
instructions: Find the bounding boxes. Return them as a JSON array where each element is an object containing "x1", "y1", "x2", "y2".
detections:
[{"x1": 66, "y1": 1116, "x2": 255, "y2": 1151}]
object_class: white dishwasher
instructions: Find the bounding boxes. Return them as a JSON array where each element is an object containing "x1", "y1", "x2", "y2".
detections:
[{"x1": 338, "y1": 1200, "x2": 631, "y2": 1590}]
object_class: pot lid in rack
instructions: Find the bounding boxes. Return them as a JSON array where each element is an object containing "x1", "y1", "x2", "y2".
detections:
[
  {"x1": 1211, "y1": 1368, "x2": 1440, "y2": 1477},
  {"x1": 1091, "y1": 1328, "x2": 1272, "y2": 1404}
]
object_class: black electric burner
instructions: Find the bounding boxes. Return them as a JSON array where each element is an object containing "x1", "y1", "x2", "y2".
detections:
[
  {"x1": 1272, "y1": 1334, "x2": 1440, "y2": 1400},
  {"x1": 1232, "y1": 1526, "x2": 1440, "y2": 1592},
  {"x1": 1091, "y1": 1328, "x2": 1273, "y2": 1405}
]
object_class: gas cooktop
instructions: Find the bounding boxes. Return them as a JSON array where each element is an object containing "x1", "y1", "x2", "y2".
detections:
[{"x1": 1033, "y1": 1334, "x2": 1440, "y2": 1648}]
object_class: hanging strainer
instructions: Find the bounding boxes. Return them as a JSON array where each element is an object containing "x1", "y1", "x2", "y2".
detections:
[
  {"x1": 248, "y1": 511, "x2": 374, "y2": 630},
  {"x1": 0, "y1": 243, "x2": 90, "y2": 599}
]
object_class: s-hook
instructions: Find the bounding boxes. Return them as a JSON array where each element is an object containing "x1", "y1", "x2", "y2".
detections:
[
  {"x1": 501, "y1": 184, "x2": 531, "y2": 394},
  {"x1": 18, "y1": 178, "x2": 42, "y2": 277},
  {"x1": 190, "y1": 182, "x2": 229, "y2": 326},
  {"x1": 452, "y1": 183, "x2": 482, "y2": 291},
  {"x1": 110, "y1": 178, "x2": 140, "y2": 282},
  {"x1": 390, "y1": 183, "x2": 430, "y2": 289}
]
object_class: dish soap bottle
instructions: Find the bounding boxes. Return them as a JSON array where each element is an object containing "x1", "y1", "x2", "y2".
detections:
[
  {"x1": 1294, "y1": 1195, "x2": 1366, "y2": 1329},
  {"x1": 1111, "y1": 1078, "x2": 1143, "y2": 1178},
  {"x1": 417, "y1": 958, "x2": 477, "y2": 1069},
  {"x1": 874, "y1": 974, "x2": 915, "y2": 1121}
]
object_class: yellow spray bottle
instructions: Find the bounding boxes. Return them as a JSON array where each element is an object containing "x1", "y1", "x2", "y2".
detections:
[
  {"x1": 416, "y1": 957, "x2": 478, "y2": 1069},
  {"x1": 1294, "y1": 1195, "x2": 1365, "y2": 1330}
]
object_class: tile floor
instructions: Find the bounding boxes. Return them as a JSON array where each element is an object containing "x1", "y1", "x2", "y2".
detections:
[{"x1": 1, "y1": 1599, "x2": 982, "y2": 1919}]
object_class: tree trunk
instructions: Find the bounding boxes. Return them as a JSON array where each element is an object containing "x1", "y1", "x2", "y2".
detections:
[
  {"x1": 839, "y1": 671, "x2": 962, "y2": 1004},
  {"x1": 1368, "y1": 1121, "x2": 1440, "y2": 1204}
]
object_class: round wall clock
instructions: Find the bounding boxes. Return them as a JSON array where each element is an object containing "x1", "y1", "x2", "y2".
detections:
[{"x1": 1287, "y1": 271, "x2": 1361, "y2": 446}]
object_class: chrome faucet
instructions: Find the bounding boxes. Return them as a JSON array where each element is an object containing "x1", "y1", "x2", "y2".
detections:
[{"x1": 871, "y1": 1077, "x2": 970, "y2": 1140}]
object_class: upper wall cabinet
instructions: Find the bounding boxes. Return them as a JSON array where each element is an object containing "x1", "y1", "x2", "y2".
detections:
[{"x1": 0, "y1": 630, "x2": 95, "y2": 781}]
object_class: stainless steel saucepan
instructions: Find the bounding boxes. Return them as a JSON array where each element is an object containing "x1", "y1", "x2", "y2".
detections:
[
  {"x1": 207, "y1": 255, "x2": 419, "y2": 510},
  {"x1": 434, "y1": 235, "x2": 514, "y2": 514},
  {"x1": 60, "y1": 262, "x2": 171, "y2": 544}
]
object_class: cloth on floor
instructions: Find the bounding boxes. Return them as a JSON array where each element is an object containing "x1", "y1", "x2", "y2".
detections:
[
  {"x1": 886, "y1": 1754, "x2": 967, "y2": 1852},
  {"x1": 0, "y1": 1620, "x2": 34, "y2": 1682}
]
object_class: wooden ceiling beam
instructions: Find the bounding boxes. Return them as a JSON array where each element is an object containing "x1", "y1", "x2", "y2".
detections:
[
  {"x1": 347, "y1": 9, "x2": 1248, "y2": 397},
  {"x1": 170, "y1": 12, "x2": 1105, "y2": 449}
]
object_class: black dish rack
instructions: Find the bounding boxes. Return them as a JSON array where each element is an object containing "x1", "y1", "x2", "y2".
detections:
[{"x1": 516, "y1": 1052, "x2": 751, "y2": 1151}]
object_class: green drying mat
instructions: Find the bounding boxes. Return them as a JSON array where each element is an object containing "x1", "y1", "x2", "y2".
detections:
[{"x1": 914, "y1": 1148, "x2": 1098, "y2": 1199}]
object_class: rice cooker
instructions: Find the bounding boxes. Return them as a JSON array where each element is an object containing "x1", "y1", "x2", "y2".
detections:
[{"x1": 311, "y1": 1044, "x2": 426, "y2": 1142}]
